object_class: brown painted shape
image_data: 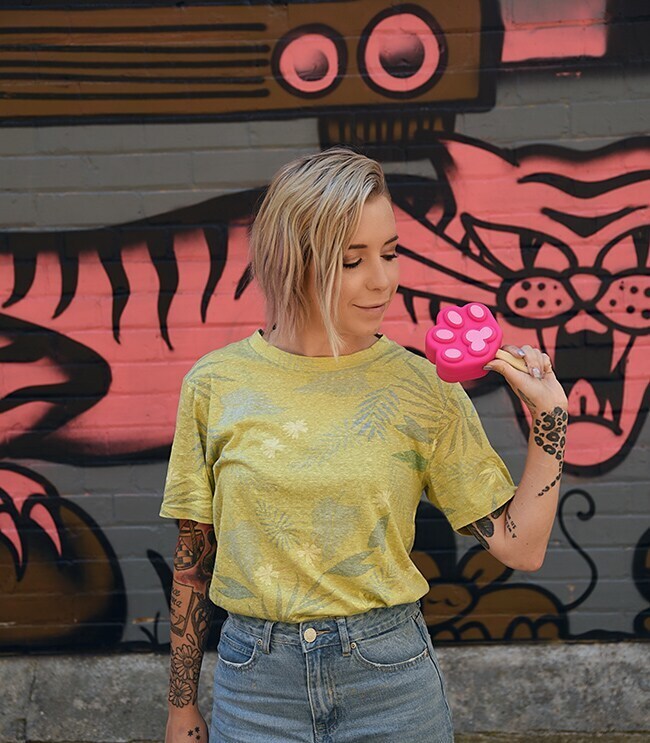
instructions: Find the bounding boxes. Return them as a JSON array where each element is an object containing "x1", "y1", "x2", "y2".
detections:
[
  {"x1": 413, "y1": 549, "x2": 563, "y2": 641},
  {"x1": 0, "y1": 1, "x2": 483, "y2": 121},
  {"x1": 0, "y1": 499, "x2": 124, "y2": 647}
]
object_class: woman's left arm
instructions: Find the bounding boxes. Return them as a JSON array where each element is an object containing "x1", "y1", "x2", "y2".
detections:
[{"x1": 465, "y1": 344, "x2": 568, "y2": 572}]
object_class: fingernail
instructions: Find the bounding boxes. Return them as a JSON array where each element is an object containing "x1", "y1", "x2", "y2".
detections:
[
  {"x1": 483, "y1": 365, "x2": 493, "y2": 371},
  {"x1": 532, "y1": 367, "x2": 542, "y2": 379},
  {"x1": 517, "y1": 349, "x2": 525, "y2": 357}
]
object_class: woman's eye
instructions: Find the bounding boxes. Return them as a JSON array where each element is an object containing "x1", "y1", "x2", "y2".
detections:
[{"x1": 343, "y1": 254, "x2": 398, "y2": 269}]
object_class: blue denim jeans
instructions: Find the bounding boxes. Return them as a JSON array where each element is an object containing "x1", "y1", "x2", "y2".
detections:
[{"x1": 210, "y1": 600, "x2": 454, "y2": 742}]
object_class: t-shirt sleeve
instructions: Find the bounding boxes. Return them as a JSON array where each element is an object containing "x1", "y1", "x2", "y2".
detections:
[
  {"x1": 159, "y1": 375, "x2": 215, "y2": 525},
  {"x1": 423, "y1": 380, "x2": 517, "y2": 536}
]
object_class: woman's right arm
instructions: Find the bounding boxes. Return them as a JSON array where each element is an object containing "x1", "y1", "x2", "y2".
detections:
[{"x1": 165, "y1": 519, "x2": 217, "y2": 743}]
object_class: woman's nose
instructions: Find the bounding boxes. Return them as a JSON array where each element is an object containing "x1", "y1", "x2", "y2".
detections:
[{"x1": 366, "y1": 258, "x2": 394, "y2": 289}]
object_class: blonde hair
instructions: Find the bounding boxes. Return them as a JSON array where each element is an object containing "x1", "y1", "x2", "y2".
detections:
[{"x1": 249, "y1": 146, "x2": 390, "y2": 358}]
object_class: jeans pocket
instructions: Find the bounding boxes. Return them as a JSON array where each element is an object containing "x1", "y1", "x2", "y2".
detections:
[
  {"x1": 351, "y1": 615, "x2": 430, "y2": 672},
  {"x1": 217, "y1": 622, "x2": 260, "y2": 670}
]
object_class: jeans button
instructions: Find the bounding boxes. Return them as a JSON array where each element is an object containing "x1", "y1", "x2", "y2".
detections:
[{"x1": 303, "y1": 627, "x2": 317, "y2": 642}]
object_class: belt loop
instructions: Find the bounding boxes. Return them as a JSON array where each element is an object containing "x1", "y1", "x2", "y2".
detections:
[
  {"x1": 260, "y1": 619, "x2": 275, "y2": 654},
  {"x1": 335, "y1": 617, "x2": 351, "y2": 656}
]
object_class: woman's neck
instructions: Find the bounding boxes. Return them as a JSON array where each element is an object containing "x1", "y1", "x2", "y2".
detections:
[{"x1": 264, "y1": 325, "x2": 380, "y2": 357}]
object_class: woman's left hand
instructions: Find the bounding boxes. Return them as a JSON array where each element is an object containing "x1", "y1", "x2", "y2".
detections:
[{"x1": 485, "y1": 344, "x2": 568, "y2": 414}]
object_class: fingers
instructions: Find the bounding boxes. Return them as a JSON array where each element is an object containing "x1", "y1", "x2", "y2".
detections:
[{"x1": 501, "y1": 344, "x2": 551, "y2": 379}]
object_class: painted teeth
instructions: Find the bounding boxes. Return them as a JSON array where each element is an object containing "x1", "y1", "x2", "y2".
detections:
[{"x1": 610, "y1": 329, "x2": 630, "y2": 373}]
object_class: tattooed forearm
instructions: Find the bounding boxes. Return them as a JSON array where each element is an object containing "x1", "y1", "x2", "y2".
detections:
[
  {"x1": 168, "y1": 521, "x2": 216, "y2": 710},
  {"x1": 174, "y1": 521, "x2": 206, "y2": 571},
  {"x1": 168, "y1": 581, "x2": 215, "y2": 708},
  {"x1": 532, "y1": 406, "x2": 567, "y2": 497},
  {"x1": 516, "y1": 388, "x2": 537, "y2": 411}
]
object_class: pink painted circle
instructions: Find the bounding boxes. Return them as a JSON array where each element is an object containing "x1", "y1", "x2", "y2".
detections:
[
  {"x1": 363, "y1": 14, "x2": 441, "y2": 93},
  {"x1": 278, "y1": 34, "x2": 339, "y2": 94}
]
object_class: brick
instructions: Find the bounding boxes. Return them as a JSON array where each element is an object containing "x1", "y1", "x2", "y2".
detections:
[
  {"x1": 192, "y1": 146, "x2": 315, "y2": 186},
  {"x1": 36, "y1": 123, "x2": 146, "y2": 155},
  {"x1": 457, "y1": 102, "x2": 570, "y2": 145},
  {"x1": 142, "y1": 120, "x2": 251, "y2": 150},
  {"x1": 84, "y1": 152, "x2": 193, "y2": 190},
  {"x1": 0, "y1": 192, "x2": 37, "y2": 227},
  {"x1": 249, "y1": 117, "x2": 319, "y2": 147},
  {"x1": 35, "y1": 191, "x2": 143, "y2": 228},
  {"x1": 114, "y1": 493, "x2": 166, "y2": 524},
  {"x1": 0, "y1": 126, "x2": 37, "y2": 156},
  {"x1": 139, "y1": 188, "x2": 234, "y2": 219},
  {"x1": 570, "y1": 99, "x2": 650, "y2": 137}
]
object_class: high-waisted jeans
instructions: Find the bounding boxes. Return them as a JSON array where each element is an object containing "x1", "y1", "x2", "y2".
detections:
[{"x1": 210, "y1": 600, "x2": 454, "y2": 742}]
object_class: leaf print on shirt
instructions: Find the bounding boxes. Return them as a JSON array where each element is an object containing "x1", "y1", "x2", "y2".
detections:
[
  {"x1": 214, "y1": 574, "x2": 256, "y2": 600},
  {"x1": 352, "y1": 388, "x2": 399, "y2": 441},
  {"x1": 255, "y1": 500, "x2": 300, "y2": 549},
  {"x1": 217, "y1": 388, "x2": 286, "y2": 428},
  {"x1": 437, "y1": 393, "x2": 483, "y2": 456},
  {"x1": 392, "y1": 449, "x2": 428, "y2": 472},
  {"x1": 311, "y1": 497, "x2": 358, "y2": 562},
  {"x1": 394, "y1": 415, "x2": 435, "y2": 444},
  {"x1": 282, "y1": 420, "x2": 308, "y2": 438},
  {"x1": 221, "y1": 521, "x2": 263, "y2": 584},
  {"x1": 368, "y1": 515, "x2": 389, "y2": 553},
  {"x1": 255, "y1": 564, "x2": 280, "y2": 582},
  {"x1": 370, "y1": 488, "x2": 392, "y2": 511},
  {"x1": 295, "y1": 542, "x2": 321, "y2": 565},
  {"x1": 365, "y1": 561, "x2": 401, "y2": 603},
  {"x1": 326, "y1": 550, "x2": 374, "y2": 577},
  {"x1": 261, "y1": 437, "x2": 286, "y2": 458},
  {"x1": 392, "y1": 359, "x2": 446, "y2": 423}
]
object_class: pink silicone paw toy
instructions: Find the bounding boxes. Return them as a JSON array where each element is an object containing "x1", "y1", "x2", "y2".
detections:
[{"x1": 425, "y1": 302, "x2": 526, "y2": 383}]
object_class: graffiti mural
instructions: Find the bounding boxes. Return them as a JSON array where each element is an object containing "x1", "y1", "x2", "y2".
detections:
[
  {"x1": 0, "y1": 0, "x2": 648, "y2": 649},
  {"x1": 0, "y1": 462, "x2": 126, "y2": 649}
]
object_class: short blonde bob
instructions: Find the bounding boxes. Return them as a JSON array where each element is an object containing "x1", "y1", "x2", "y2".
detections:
[{"x1": 249, "y1": 146, "x2": 390, "y2": 358}]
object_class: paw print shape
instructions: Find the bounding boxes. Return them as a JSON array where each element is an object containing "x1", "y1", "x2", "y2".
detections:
[{"x1": 424, "y1": 303, "x2": 503, "y2": 383}]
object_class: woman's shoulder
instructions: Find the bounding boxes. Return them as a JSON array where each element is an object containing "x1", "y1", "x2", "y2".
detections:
[
  {"x1": 183, "y1": 333, "x2": 257, "y2": 386},
  {"x1": 381, "y1": 337, "x2": 449, "y2": 394}
]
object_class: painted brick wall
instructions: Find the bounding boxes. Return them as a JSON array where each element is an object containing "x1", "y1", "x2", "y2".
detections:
[{"x1": 0, "y1": 0, "x2": 648, "y2": 654}]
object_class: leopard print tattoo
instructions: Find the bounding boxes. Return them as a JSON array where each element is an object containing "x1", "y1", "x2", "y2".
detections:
[{"x1": 533, "y1": 406, "x2": 567, "y2": 496}]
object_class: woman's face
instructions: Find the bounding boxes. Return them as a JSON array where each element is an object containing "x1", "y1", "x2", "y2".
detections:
[{"x1": 308, "y1": 194, "x2": 400, "y2": 340}]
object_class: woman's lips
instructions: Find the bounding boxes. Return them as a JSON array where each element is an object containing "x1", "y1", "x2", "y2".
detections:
[{"x1": 355, "y1": 302, "x2": 387, "y2": 314}]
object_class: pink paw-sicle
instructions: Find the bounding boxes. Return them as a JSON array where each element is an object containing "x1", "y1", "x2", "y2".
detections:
[{"x1": 425, "y1": 302, "x2": 528, "y2": 383}]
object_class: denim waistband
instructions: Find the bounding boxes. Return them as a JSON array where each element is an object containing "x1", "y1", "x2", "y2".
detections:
[{"x1": 226, "y1": 600, "x2": 422, "y2": 650}]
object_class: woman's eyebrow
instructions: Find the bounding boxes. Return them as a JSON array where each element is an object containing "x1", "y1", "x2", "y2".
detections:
[{"x1": 348, "y1": 234, "x2": 399, "y2": 250}]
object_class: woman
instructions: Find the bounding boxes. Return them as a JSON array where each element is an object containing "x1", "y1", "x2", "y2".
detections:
[{"x1": 160, "y1": 147, "x2": 568, "y2": 742}]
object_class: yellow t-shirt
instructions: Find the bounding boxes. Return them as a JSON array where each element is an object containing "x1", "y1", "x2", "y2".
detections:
[{"x1": 159, "y1": 329, "x2": 516, "y2": 621}]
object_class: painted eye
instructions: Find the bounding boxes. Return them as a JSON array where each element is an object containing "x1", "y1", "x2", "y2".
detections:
[
  {"x1": 504, "y1": 276, "x2": 573, "y2": 319},
  {"x1": 596, "y1": 274, "x2": 650, "y2": 332},
  {"x1": 358, "y1": 7, "x2": 446, "y2": 97},
  {"x1": 273, "y1": 25, "x2": 346, "y2": 97}
]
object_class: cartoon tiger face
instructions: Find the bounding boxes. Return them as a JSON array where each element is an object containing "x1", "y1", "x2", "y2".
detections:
[{"x1": 390, "y1": 135, "x2": 650, "y2": 475}]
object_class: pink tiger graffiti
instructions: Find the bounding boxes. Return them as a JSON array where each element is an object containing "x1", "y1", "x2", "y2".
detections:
[{"x1": 392, "y1": 134, "x2": 649, "y2": 474}]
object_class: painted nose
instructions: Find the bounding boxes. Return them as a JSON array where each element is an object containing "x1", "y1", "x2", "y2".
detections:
[{"x1": 569, "y1": 274, "x2": 601, "y2": 303}]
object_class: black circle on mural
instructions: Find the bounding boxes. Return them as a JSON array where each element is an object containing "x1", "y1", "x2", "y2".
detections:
[
  {"x1": 271, "y1": 24, "x2": 347, "y2": 99},
  {"x1": 357, "y1": 4, "x2": 448, "y2": 100}
]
